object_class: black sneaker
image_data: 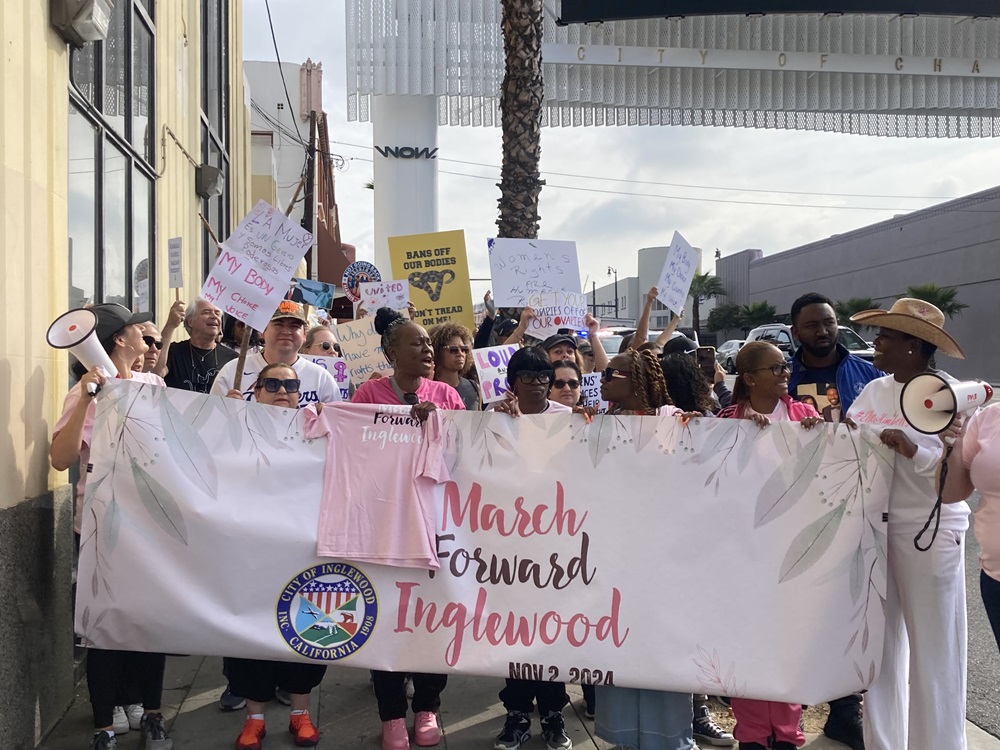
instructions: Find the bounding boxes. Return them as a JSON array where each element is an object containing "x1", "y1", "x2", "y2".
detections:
[
  {"x1": 693, "y1": 705, "x2": 734, "y2": 747},
  {"x1": 773, "y1": 743, "x2": 798, "y2": 750},
  {"x1": 824, "y1": 700, "x2": 865, "y2": 750},
  {"x1": 220, "y1": 686, "x2": 246, "y2": 712},
  {"x1": 540, "y1": 711, "x2": 572, "y2": 750},
  {"x1": 139, "y1": 712, "x2": 173, "y2": 750},
  {"x1": 494, "y1": 711, "x2": 531, "y2": 750},
  {"x1": 736, "y1": 744, "x2": 767, "y2": 750},
  {"x1": 90, "y1": 731, "x2": 117, "y2": 750}
]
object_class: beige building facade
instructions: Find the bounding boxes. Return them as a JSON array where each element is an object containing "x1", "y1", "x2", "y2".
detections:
[{"x1": 0, "y1": 1, "x2": 250, "y2": 746}]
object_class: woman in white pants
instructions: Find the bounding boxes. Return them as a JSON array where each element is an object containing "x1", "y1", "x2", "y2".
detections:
[{"x1": 847, "y1": 299, "x2": 969, "y2": 750}]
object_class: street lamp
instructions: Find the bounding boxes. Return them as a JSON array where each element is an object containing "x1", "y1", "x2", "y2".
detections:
[{"x1": 607, "y1": 266, "x2": 619, "y2": 318}]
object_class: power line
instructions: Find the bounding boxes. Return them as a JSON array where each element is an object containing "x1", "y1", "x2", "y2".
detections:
[
  {"x1": 331, "y1": 139, "x2": 957, "y2": 202},
  {"x1": 263, "y1": 0, "x2": 303, "y2": 142}
]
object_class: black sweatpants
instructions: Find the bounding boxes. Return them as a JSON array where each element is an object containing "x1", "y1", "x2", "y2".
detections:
[
  {"x1": 226, "y1": 657, "x2": 327, "y2": 704},
  {"x1": 372, "y1": 670, "x2": 447, "y2": 721},
  {"x1": 87, "y1": 649, "x2": 166, "y2": 728},
  {"x1": 499, "y1": 679, "x2": 568, "y2": 715}
]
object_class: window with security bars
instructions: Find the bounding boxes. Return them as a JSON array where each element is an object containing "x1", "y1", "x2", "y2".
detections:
[{"x1": 68, "y1": 0, "x2": 155, "y2": 314}]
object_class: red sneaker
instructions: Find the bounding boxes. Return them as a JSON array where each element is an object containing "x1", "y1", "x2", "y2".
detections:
[
  {"x1": 235, "y1": 717, "x2": 266, "y2": 750},
  {"x1": 289, "y1": 712, "x2": 321, "y2": 747}
]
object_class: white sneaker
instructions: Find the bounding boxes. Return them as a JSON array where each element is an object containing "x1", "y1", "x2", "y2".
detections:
[
  {"x1": 124, "y1": 704, "x2": 144, "y2": 730},
  {"x1": 111, "y1": 706, "x2": 129, "y2": 735}
]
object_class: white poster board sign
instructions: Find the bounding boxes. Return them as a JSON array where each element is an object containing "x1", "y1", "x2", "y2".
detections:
[
  {"x1": 305, "y1": 355, "x2": 351, "y2": 401},
  {"x1": 656, "y1": 231, "x2": 700, "y2": 316},
  {"x1": 472, "y1": 344, "x2": 519, "y2": 404},
  {"x1": 167, "y1": 237, "x2": 183, "y2": 288},
  {"x1": 359, "y1": 280, "x2": 410, "y2": 314},
  {"x1": 487, "y1": 238, "x2": 582, "y2": 308},
  {"x1": 525, "y1": 291, "x2": 588, "y2": 339},
  {"x1": 580, "y1": 372, "x2": 609, "y2": 414},
  {"x1": 78, "y1": 385, "x2": 892, "y2": 705},
  {"x1": 199, "y1": 200, "x2": 314, "y2": 332}
]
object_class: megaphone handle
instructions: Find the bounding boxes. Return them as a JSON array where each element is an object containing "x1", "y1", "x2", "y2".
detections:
[
  {"x1": 86, "y1": 382, "x2": 101, "y2": 397},
  {"x1": 913, "y1": 445, "x2": 952, "y2": 552}
]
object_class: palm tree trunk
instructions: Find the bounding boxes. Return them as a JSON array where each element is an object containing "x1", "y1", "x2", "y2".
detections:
[
  {"x1": 692, "y1": 299, "x2": 701, "y2": 336},
  {"x1": 497, "y1": 0, "x2": 544, "y2": 240}
]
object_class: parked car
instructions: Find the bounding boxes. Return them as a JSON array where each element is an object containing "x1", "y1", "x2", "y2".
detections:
[
  {"x1": 744, "y1": 323, "x2": 876, "y2": 362},
  {"x1": 716, "y1": 339, "x2": 745, "y2": 374}
]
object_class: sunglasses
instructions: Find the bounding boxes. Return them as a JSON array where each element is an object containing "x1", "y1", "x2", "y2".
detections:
[
  {"x1": 444, "y1": 345, "x2": 471, "y2": 354},
  {"x1": 553, "y1": 378, "x2": 580, "y2": 389},
  {"x1": 602, "y1": 367, "x2": 630, "y2": 380},
  {"x1": 515, "y1": 371, "x2": 554, "y2": 385},
  {"x1": 318, "y1": 341, "x2": 338, "y2": 352},
  {"x1": 258, "y1": 377, "x2": 301, "y2": 394},
  {"x1": 753, "y1": 363, "x2": 792, "y2": 376},
  {"x1": 142, "y1": 336, "x2": 163, "y2": 350}
]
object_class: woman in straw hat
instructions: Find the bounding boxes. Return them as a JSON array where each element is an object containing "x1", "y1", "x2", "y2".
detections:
[{"x1": 846, "y1": 298, "x2": 968, "y2": 750}]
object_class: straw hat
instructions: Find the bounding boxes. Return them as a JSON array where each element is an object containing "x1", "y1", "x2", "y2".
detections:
[{"x1": 850, "y1": 298, "x2": 965, "y2": 359}]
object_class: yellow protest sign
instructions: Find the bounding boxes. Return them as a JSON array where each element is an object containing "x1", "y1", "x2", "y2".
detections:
[{"x1": 388, "y1": 229, "x2": 474, "y2": 329}]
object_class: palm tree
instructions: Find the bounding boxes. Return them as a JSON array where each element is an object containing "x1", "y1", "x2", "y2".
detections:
[
  {"x1": 496, "y1": 0, "x2": 544, "y2": 240},
  {"x1": 835, "y1": 297, "x2": 881, "y2": 331},
  {"x1": 739, "y1": 302, "x2": 778, "y2": 333},
  {"x1": 902, "y1": 283, "x2": 969, "y2": 319},
  {"x1": 688, "y1": 272, "x2": 727, "y2": 335}
]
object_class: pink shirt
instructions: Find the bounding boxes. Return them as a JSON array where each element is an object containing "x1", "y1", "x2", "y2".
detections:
[
  {"x1": 303, "y1": 403, "x2": 450, "y2": 569},
  {"x1": 53, "y1": 372, "x2": 166, "y2": 533},
  {"x1": 351, "y1": 376, "x2": 466, "y2": 411},
  {"x1": 962, "y1": 404, "x2": 1000, "y2": 579}
]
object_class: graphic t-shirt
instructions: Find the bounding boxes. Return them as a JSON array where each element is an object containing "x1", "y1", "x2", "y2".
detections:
[
  {"x1": 210, "y1": 351, "x2": 342, "y2": 405},
  {"x1": 961, "y1": 404, "x2": 1000, "y2": 579},
  {"x1": 53, "y1": 372, "x2": 166, "y2": 533},
  {"x1": 789, "y1": 363, "x2": 843, "y2": 422},
  {"x1": 163, "y1": 340, "x2": 238, "y2": 393},
  {"x1": 303, "y1": 403, "x2": 450, "y2": 569}
]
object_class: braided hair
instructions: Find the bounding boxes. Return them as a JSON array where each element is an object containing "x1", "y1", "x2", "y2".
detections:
[
  {"x1": 622, "y1": 348, "x2": 672, "y2": 412},
  {"x1": 659, "y1": 353, "x2": 714, "y2": 414},
  {"x1": 374, "y1": 307, "x2": 412, "y2": 365}
]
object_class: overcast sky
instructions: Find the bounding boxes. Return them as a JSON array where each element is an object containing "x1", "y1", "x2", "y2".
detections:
[{"x1": 243, "y1": 0, "x2": 1000, "y2": 300}]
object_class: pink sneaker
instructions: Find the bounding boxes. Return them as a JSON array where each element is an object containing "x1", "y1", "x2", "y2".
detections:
[
  {"x1": 382, "y1": 718, "x2": 410, "y2": 750},
  {"x1": 413, "y1": 711, "x2": 441, "y2": 747}
]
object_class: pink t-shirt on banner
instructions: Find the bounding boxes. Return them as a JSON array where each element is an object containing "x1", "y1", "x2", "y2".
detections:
[
  {"x1": 961, "y1": 404, "x2": 1000, "y2": 580},
  {"x1": 351, "y1": 376, "x2": 466, "y2": 411},
  {"x1": 303, "y1": 402, "x2": 451, "y2": 570}
]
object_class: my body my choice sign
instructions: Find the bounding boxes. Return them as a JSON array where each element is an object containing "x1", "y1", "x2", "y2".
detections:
[{"x1": 200, "y1": 201, "x2": 314, "y2": 332}]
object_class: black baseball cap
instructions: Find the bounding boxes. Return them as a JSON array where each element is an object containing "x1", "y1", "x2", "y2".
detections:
[
  {"x1": 661, "y1": 335, "x2": 698, "y2": 356},
  {"x1": 497, "y1": 318, "x2": 519, "y2": 337},
  {"x1": 540, "y1": 334, "x2": 578, "y2": 352},
  {"x1": 92, "y1": 303, "x2": 153, "y2": 348}
]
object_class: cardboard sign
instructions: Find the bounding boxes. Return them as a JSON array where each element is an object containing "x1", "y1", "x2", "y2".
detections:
[
  {"x1": 359, "y1": 280, "x2": 410, "y2": 314},
  {"x1": 335, "y1": 315, "x2": 396, "y2": 384},
  {"x1": 580, "y1": 372, "x2": 610, "y2": 414},
  {"x1": 200, "y1": 201, "x2": 314, "y2": 332},
  {"x1": 656, "y1": 231, "x2": 700, "y2": 316},
  {"x1": 525, "y1": 290, "x2": 588, "y2": 339},
  {"x1": 305, "y1": 355, "x2": 351, "y2": 401},
  {"x1": 167, "y1": 237, "x2": 183, "y2": 288},
  {"x1": 472, "y1": 344, "x2": 519, "y2": 404},
  {"x1": 291, "y1": 278, "x2": 337, "y2": 310},
  {"x1": 388, "y1": 230, "x2": 474, "y2": 330},
  {"x1": 487, "y1": 238, "x2": 582, "y2": 308}
]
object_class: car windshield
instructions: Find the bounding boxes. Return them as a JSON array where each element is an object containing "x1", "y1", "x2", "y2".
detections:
[
  {"x1": 599, "y1": 331, "x2": 661, "y2": 355},
  {"x1": 839, "y1": 327, "x2": 871, "y2": 351}
]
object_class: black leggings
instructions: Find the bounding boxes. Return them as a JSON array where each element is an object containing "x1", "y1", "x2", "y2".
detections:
[
  {"x1": 226, "y1": 658, "x2": 327, "y2": 704},
  {"x1": 372, "y1": 671, "x2": 447, "y2": 721},
  {"x1": 87, "y1": 649, "x2": 166, "y2": 728}
]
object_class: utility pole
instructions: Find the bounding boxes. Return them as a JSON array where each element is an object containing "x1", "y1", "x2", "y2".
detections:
[{"x1": 608, "y1": 266, "x2": 619, "y2": 318}]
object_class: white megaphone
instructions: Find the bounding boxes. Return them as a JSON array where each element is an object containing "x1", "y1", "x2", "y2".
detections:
[
  {"x1": 46, "y1": 308, "x2": 117, "y2": 383},
  {"x1": 900, "y1": 372, "x2": 994, "y2": 434}
]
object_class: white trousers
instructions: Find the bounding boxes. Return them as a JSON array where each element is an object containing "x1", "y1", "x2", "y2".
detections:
[{"x1": 864, "y1": 528, "x2": 968, "y2": 750}]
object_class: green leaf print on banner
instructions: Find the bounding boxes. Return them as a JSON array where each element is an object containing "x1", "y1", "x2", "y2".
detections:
[
  {"x1": 131, "y1": 457, "x2": 188, "y2": 545},
  {"x1": 754, "y1": 431, "x2": 827, "y2": 528},
  {"x1": 103, "y1": 495, "x2": 120, "y2": 552},
  {"x1": 160, "y1": 395, "x2": 220, "y2": 497},
  {"x1": 778, "y1": 503, "x2": 846, "y2": 583}
]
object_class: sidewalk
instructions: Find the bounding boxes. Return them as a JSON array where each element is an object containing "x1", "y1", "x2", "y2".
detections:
[{"x1": 38, "y1": 655, "x2": 1000, "y2": 750}]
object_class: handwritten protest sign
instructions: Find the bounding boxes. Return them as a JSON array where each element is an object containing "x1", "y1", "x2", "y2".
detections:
[
  {"x1": 305, "y1": 355, "x2": 351, "y2": 401},
  {"x1": 472, "y1": 344, "x2": 519, "y2": 404},
  {"x1": 167, "y1": 237, "x2": 183, "y2": 288},
  {"x1": 656, "y1": 231, "x2": 700, "y2": 316},
  {"x1": 200, "y1": 200, "x2": 314, "y2": 332},
  {"x1": 525, "y1": 290, "x2": 588, "y2": 339},
  {"x1": 389, "y1": 230, "x2": 474, "y2": 329},
  {"x1": 487, "y1": 238, "x2": 582, "y2": 308},
  {"x1": 79, "y1": 386, "x2": 893, "y2": 704},
  {"x1": 580, "y1": 372, "x2": 609, "y2": 414},
  {"x1": 335, "y1": 314, "x2": 397, "y2": 384},
  {"x1": 360, "y1": 280, "x2": 410, "y2": 314}
]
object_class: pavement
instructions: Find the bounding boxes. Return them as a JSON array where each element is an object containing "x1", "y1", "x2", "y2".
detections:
[{"x1": 37, "y1": 654, "x2": 1000, "y2": 750}]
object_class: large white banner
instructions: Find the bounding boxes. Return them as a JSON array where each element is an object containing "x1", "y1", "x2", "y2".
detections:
[{"x1": 77, "y1": 382, "x2": 892, "y2": 705}]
